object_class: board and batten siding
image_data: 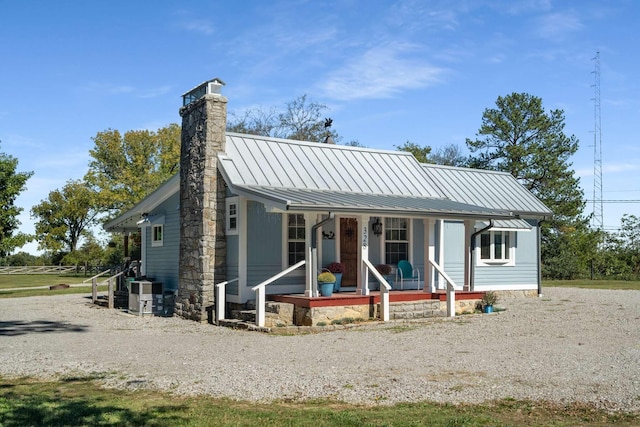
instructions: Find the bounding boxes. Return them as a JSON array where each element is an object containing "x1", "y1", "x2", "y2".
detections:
[
  {"x1": 246, "y1": 201, "x2": 306, "y2": 295},
  {"x1": 144, "y1": 192, "x2": 180, "y2": 292}
]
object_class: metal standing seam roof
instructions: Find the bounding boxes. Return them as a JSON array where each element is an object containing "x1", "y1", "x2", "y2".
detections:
[
  {"x1": 106, "y1": 133, "x2": 552, "y2": 232},
  {"x1": 220, "y1": 133, "x2": 522, "y2": 219},
  {"x1": 222, "y1": 133, "x2": 446, "y2": 198},
  {"x1": 421, "y1": 164, "x2": 552, "y2": 217}
]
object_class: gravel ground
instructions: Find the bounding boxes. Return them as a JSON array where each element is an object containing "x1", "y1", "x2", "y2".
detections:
[{"x1": 0, "y1": 287, "x2": 639, "y2": 412}]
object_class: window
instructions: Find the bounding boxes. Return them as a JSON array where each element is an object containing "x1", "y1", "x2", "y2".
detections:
[
  {"x1": 151, "y1": 224, "x2": 163, "y2": 247},
  {"x1": 479, "y1": 230, "x2": 513, "y2": 264},
  {"x1": 287, "y1": 214, "x2": 306, "y2": 266},
  {"x1": 385, "y1": 217, "x2": 409, "y2": 265},
  {"x1": 226, "y1": 197, "x2": 239, "y2": 235}
]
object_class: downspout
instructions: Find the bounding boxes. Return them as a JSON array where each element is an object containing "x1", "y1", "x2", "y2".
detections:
[
  {"x1": 537, "y1": 218, "x2": 545, "y2": 297},
  {"x1": 470, "y1": 219, "x2": 494, "y2": 292},
  {"x1": 311, "y1": 213, "x2": 335, "y2": 296}
]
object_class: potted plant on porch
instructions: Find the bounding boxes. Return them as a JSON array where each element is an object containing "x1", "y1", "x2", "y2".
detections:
[
  {"x1": 317, "y1": 271, "x2": 336, "y2": 297},
  {"x1": 326, "y1": 262, "x2": 345, "y2": 292},
  {"x1": 481, "y1": 291, "x2": 498, "y2": 313},
  {"x1": 375, "y1": 264, "x2": 393, "y2": 290}
]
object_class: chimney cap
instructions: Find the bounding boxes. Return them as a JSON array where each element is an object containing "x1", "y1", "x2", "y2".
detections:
[{"x1": 182, "y1": 78, "x2": 226, "y2": 105}]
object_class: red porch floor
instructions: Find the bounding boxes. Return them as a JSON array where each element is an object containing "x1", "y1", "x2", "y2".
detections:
[{"x1": 269, "y1": 290, "x2": 485, "y2": 308}]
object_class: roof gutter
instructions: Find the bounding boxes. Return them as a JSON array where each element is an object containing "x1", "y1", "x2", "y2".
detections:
[{"x1": 469, "y1": 219, "x2": 494, "y2": 292}]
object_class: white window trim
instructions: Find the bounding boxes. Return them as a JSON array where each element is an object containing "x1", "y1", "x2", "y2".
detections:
[
  {"x1": 282, "y1": 213, "x2": 307, "y2": 276},
  {"x1": 381, "y1": 217, "x2": 413, "y2": 266},
  {"x1": 477, "y1": 230, "x2": 515, "y2": 266},
  {"x1": 151, "y1": 224, "x2": 164, "y2": 247},
  {"x1": 226, "y1": 196, "x2": 239, "y2": 235}
]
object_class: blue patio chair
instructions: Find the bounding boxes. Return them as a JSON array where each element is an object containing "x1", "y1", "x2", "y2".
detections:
[{"x1": 396, "y1": 260, "x2": 421, "y2": 290}]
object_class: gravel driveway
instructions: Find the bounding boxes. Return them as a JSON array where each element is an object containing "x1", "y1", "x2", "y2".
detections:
[{"x1": 0, "y1": 287, "x2": 638, "y2": 412}]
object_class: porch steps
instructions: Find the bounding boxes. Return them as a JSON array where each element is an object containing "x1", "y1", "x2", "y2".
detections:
[
  {"x1": 220, "y1": 301, "x2": 293, "y2": 329},
  {"x1": 387, "y1": 300, "x2": 445, "y2": 320},
  {"x1": 216, "y1": 318, "x2": 271, "y2": 332}
]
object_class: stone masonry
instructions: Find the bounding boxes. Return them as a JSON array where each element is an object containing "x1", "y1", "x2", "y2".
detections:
[{"x1": 175, "y1": 93, "x2": 227, "y2": 322}]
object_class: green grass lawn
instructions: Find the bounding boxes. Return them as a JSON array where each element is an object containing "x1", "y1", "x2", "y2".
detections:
[
  {"x1": 0, "y1": 274, "x2": 107, "y2": 298},
  {"x1": 543, "y1": 279, "x2": 640, "y2": 290},
  {"x1": 0, "y1": 376, "x2": 637, "y2": 427}
]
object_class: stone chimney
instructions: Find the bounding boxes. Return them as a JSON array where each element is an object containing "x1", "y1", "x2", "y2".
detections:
[{"x1": 175, "y1": 78, "x2": 227, "y2": 322}]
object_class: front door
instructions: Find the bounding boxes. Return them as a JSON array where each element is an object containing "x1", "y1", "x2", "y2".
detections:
[{"x1": 340, "y1": 218, "x2": 358, "y2": 286}]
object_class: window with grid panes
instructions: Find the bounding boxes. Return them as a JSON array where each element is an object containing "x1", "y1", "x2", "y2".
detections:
[
  {"x1": 287, "y1": 214, "x2": 306, "y2": 266},
  {"x1": 384, "y1": 217, "x2": 409, "y2": 265},
  {"x1": 480, "y1": 230, "x2": 512, "y2": 263}
]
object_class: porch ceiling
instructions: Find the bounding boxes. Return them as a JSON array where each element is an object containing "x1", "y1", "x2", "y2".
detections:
[{"x1": 231, "y1": 185, "x2": 517, "y2": 220}]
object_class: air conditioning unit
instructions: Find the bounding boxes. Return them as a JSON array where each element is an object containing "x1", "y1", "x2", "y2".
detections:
[{"x1": 129, "y1": 280, "x2": 163, "y2": 315}]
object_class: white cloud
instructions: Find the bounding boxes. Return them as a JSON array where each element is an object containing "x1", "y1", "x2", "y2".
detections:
[
  {"x1": 138, "y1": 85, "x2": 173, "y2": 99},
  {"x1": 320, "y1": 43, "x2": 446, "y2": 101},
  {"x1": 603, "y1": 162, "x2": 640, "y2": 174},
  {"x1": 181, "y1": 19, "x2": 215, "y2": 35},
  {"x1": 534, "y1": 11, "x2": 583, "y2": 39}
]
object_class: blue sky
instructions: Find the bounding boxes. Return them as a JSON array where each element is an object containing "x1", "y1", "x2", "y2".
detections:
[{"x1": 1, "y1": 0, "x2": 639, "y2": 254}]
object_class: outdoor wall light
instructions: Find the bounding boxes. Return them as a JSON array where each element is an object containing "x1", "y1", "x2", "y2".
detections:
[{"x1": 372, "y1": 217, "x2": 383, "y2": 236}]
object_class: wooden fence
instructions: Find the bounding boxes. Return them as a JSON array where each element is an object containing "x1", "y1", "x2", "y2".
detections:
[{"x1": 0, "y1": 265, "x2": 107, "y2": 275}]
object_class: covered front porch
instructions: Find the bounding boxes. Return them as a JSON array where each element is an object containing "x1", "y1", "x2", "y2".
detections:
[{"x1": 220, "y1": 289, "x2": 488, "y2": 328}]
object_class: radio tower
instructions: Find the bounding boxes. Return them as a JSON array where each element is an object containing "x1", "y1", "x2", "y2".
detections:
[{"x1": 591, "y1": 52, "x2": 603, "y2": 230}]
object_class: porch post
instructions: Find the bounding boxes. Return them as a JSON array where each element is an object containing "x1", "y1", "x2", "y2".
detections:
[
  {"x1": 356, "y1": 215, "x2": 370, "y2": 295},
  {"x1": 463, "y1": 219, "x2": 473, "y2": 291},
  {"x1": 423, "y1": 218, "x2": 431, "y2": 293}
]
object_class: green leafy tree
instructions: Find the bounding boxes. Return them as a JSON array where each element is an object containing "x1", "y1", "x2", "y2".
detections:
[
  {"x1": 617, "y1": 214, "x2": 640, "y2": 276},
  {"x1": 466, "y1": 93, "x2": 586, "y2": 279},
  {"x1": 0, "y1": 142, "x2": 33, "y2": 257},
  {"x1": 31, "y1": 180, "x2": 101, "y2": 253},
  {"x1": 466, "y1": 92, "x2": 584, "y2": 223},
  {"x1": 62, "y1": 234, "x2": 105, "y2": 266},
  {"x1": 395, "y1": 141, "x2": 431, "y2": 163},
  {"x1": 541, "y1": 220, "x2": 600, "y2": 280},
  {"x1": 228, "y1": 94, "x2": 339, "y2": 143},
  {"x1": 85, "y1": 124, "x2": 181, "y2": 214},
  {"x1": 397, "y1": 142, "x2": 468, "y2": 166}
]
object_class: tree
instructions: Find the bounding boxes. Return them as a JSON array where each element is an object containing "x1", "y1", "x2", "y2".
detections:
[
  {"x1": 395, "y1": 141, "x2": 431, "y2": 163},
  {"x1": 227, "y1": 94, "x2": 339, "y2": 143},
  {"x1": 466, "y1": 93, "x2": 584, "y2": 224},
  {"x1": 617, "y1": 214, "x2": 640, "y2": 276},
  {"x1": 62, "y1": 234, "x2": 105, "y2": 266},
  {"x1": 396, "y1": 141, "x2": 469, "y2": 166},
  {"x1": 466, "y1": 93, "x2": 587, "y2": 279},
  {"x1": 429, "y1": 144, "x2": 467, "y2": 167},
  {"x1": 84, "y1": 124, "x2": 181, "y2": 214},
  {"x1": 0, "y1": 142, "x2": 33, "y2": 257},
  {"x1": 31, "y1": 180, "x2": 101, "y2": 253}
]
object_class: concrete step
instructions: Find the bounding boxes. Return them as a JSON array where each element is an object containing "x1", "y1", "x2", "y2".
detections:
[
  {"x1": 231, "y1": 309, "x2": 256, "y2": 322},
  {"x1": 216, "y1": 318, "x2": 270, "y2": 332}
]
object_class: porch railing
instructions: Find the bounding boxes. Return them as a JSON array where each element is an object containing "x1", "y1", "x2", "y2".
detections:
[
  {"x1": 362, "y1": 259, "x2": 392, "y2": 321},
  {"x1": 214, "y1": 278, "x2": 239, "y2": 323},
  {"x1": 251, "y1": 260, "x2": 306, "y2": 327},
  {"x1": 428, "y1": 259, "x2": 461, "y2": 317},
  {"x1": 83, "y1": 268, "x2": 112, "y2": 284},
  {"x1": 92, "y1": 270, "x2": 124, "y2": 308}
]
